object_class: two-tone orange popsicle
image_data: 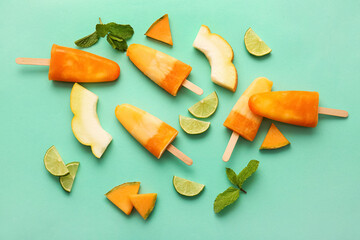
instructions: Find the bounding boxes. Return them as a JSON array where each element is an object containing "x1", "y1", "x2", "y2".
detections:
[
  {"x1": 16, "y1": 44, "x2": 120, "y2": 82},
  {"x1": 115, "y1": 104, "x2": 193, "y2": 165},
  {"x1": 127, "y1": 44, "x2": 203, "y2": 96},
  {"x1": 248, "y1": 91, "x2": 348, "y2": 127},
  {"x1": 223, "y1": 77, "x2": 273, "y2": 162}
]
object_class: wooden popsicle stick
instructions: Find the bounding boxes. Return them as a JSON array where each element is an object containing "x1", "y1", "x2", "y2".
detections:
[
  {"x1": 318, "y1": 107, "x2": 348, "y2": 118},
  {"x1": 166, "y1": 144, "x2": 193, "y2": 166},
  {"x1": 182, "y1": 79, "x2": 203, "y2": 95},
  {"x1": 16, "y1": 58, "x2": 50, "y2": 66},
  {"x1": 222, "y1": 131, "x2": 240, "y2": 162}
]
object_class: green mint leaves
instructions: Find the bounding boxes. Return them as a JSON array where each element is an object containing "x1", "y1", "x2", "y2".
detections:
[
  {"x1": 107, "y1": 33, "x2": 128, "y2": 51},
  {"x1": 214, "y1": 187, "x2": 240, "y2": 213},
  {"x1": 75, "y1": 19, "x2": 134, "y2": 51},
  {"x1": 237, "y1": 160, "x2": 259, "y2": 187},
  {"x1": 225, "y1": 168, "x2": 238, "y2": 186},
  {"x1": 75, "y1": 32, "x2": 100, "y2": 48},
  {"x1": 214, "y1": 160, "x2": 259, "y2": 213}
]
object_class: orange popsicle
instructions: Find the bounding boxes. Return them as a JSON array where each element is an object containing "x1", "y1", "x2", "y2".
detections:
[
  {"x1": 16, "y1": 44, "x2": 120, "y2": 83},
  {"x1": 115, "y1": 104, "x2": 192, "y2": 165},
  {"x1": 223, "y1": 77, "x2": 273, "y2": 161},
  {"x1": 249, "y1": 91, "x2": 319, "y2": 127},
  {"x1": 127, "y1": 44, "x2": 202, "y2": 96}
]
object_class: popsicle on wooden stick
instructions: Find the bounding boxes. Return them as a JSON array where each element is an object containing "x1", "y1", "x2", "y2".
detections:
[
  {"x1": 127, "y1": 44, "x2": 203, "y2": 96},
  {"x1": 115, "y1": 104, "x2": 193, "y2": 166},
  {"x1": 16, "y1": 44, "x2": 120, "y2": 82},
  {"x1": 223, "y1": 77, "x2": 273, "y2": 162},
  {"x1": 248, "y1": 91, "x2": 348, "y2": 127}
]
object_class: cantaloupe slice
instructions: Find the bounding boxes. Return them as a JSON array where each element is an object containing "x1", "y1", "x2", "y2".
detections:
[
  {"x1": 145, "y1": 14, "x2": 173, "y2": 46},
  {"x1": 130, "y1": 193, "x2": 157, "y2": 220},
  {"x1": 260, "y1": 123, "x2": 290, "y2": 150},
  {"x1": 105, "y1": 182, "x2": 140, "y2": 215}
]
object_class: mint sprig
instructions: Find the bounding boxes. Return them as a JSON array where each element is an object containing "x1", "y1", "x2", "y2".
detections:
[
  {"x1": 74, "y1": 18, "x2": 134, "y2": 51},
  {"x1": 214, "y1": 160, "x2": 259, "y2": 213}
]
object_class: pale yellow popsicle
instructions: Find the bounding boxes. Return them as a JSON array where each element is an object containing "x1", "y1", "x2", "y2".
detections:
[{"x1": 115, "y1": 104, "x2": 178, "y2": 159}]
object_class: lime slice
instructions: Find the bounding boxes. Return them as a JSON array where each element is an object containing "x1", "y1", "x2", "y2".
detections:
[
  {"x1": 244, "y1": 28, "x2": 272, "y2": 56},
  {"x1": 188, "y1": 91, "x2": 218, "y2": 118},
  {"x1": 173, "y1": 176, "x2": 205, "y2": 197},
  {"x1": 179, "y1": 115, "x2": 210, "y2": 134},
  {"x1": 44, "y1": 146, "x2": 69, "y2": 176},
  {"x1": 60, "y1": 162, "x2": 79, "y2": 193}
]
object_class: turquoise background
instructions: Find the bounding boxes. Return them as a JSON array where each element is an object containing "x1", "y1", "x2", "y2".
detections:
[{"x1": 1, "y1": 0, "x2": 359, "y2": 239}]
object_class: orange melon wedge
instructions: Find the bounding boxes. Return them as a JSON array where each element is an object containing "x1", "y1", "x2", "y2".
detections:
[
  {"x1": 260, "y1": 123, "x2": 290, "y2": 150},
  {"x1": 145, "y1": 14, "x2": 173, "y2": 46},
  {"x1": 130, "y1": 193, "x2": 157, "y2": 220},
  {"x1": 105, "y1": 182, "x2": 140, "y2": 215}
]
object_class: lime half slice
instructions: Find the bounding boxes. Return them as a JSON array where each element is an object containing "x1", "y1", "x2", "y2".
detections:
[
  {"x1": 244, "y1": 28, "x2": 272, "y2": 56},
  {"x1": 173, "y1": 176, "x2": 205, "y2": 197},
  {"x1": 44, "y1": 146, "x2": 69, "y2": 176},
  {"x1": 179, "y1": 115, "x2": 210, "y2": 134},
  {"x1": 60, "y1": 162, "x2": 80, "y2": 192},
  {"x1": 188, "y1": 91, "x2": 218, "y2": 118}
]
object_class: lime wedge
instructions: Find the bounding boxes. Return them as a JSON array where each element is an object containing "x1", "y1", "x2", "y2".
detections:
[
  {"x1": 188, "y1": 91, "x2": 218, "y2": 118},
  {"x1": 173, "y1": 176, "x2": 205, "y2": 197},
  {"x1": 44, "y1": 146, "x2": 69, "y2": 176},
  {"x1": 244, "y1": 28, "x2": 271, "y2": 56},
  {"x1": 60, "y1": 162, "x2": 80, "y2": 193},
  {"x1": 179, "y1": 115, "x2": 210, "y2": 134}
]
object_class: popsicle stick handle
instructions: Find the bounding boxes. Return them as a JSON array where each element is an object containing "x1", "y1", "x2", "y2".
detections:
[
  {"x1": 16, "y1": 58, "x2": 50, "y2": 66},
  {"x1": 318, "y1": 107, "x2": 348, "y2": 118},
  {"x1": 182, "y1": 80, "x2": 203, "y2": 95},
  {"x1": 167, "y1": 144, "x2": 193, "y2": 166},
  {"x1": 222, "y1": 132, "x2": 240, "y2": 162}
]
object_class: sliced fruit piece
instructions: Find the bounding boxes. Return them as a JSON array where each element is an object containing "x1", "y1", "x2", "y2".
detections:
[
  {"x1": 179, "y1": 115, "x2": 210, "y2": 134},
  {"x1": 70, "y1": 83, "x2": 112, "y2": 158},
  {"x1": 105, "y1": 182, "x2": 141, "y2": 215},
  {"x1": 260, "y1": 124, "x2": 290, "y2": 150},
  {"x1": 244, "y1": 28, "x2": 272, "y2": 56},
  {"x1": 188, "y1": 91, "x2": 218, "y2": 118},
  {"x1": 130, "y1": 193, "x2": 157, "y2": 220},
  {"x1": 44, "y1": 146, "x2": 69, "y2": 176},
  {"x1": 145, "y1": 14, "x2": 173, "y2": 46},
  {"x1": 173, "y1": 176, "x2": 205, "y2": 197},
  {"x1": 193, "y1": 25, "x2": 237, "y2": 92},
  {"x1": 59, "y1": 162, "x2": 80, "y2": 192}
]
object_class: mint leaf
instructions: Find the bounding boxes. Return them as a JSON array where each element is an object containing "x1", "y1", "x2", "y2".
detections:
[
  {"x1": 106, "y1": 34, "x2": 127, "y2": 51},
  {"x1": 74, "y1": 32, "x2": 99, "y2": 48},
  {"x1": 237, "y1": 160, "x2": 259, "y2": 188},
  {"x1": 96, "y1": 24, "x2": 110, "y2": 38},
  {"x1": 107, "y1": 23, "x2": 134, "y2": 40},
  {"x1": 226, "y1": 168, "x2": 238, "y2": 186},
  {"x1": 214, "y1": 187, "x2": 240, "y2": 213}
]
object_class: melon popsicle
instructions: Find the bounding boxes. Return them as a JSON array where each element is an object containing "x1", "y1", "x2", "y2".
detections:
[
  {"x1": 223, "y1": 77, "x2": 273, "y2": 162},
  {"x1": 115, "y1": 104, "x2": 193, "y2": 165},
  {"x1": 248, "y1": 91, "x2": 348, "y2": 127},
  {"x1": 127, "y1": 44, "x2": 203, "y2": 96},
  {"x1": 16, "y1": 44, "x2": 120, "y2": 83}
]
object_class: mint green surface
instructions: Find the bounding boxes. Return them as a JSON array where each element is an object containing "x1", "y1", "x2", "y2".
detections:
[{"x1": 1, "y1": 0, "x2": 359, "y2": 239}]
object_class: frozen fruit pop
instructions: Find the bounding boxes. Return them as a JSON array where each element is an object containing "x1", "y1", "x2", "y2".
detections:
[
  {"x1": 223, "y1": 77, "x2": 273, "y2": 162},
  {"x1": 249, "y1": 91, "x2": 348, "y2": 127},
  {"x1": 127, "y1": 44, "x2": 203, "y2": 96},
  {"x1": 16, "y1": 44, "x2": 120, "y2": 82},
  {"x1": 115, "y1": 104, "x2": 193, "y2": 165}
]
